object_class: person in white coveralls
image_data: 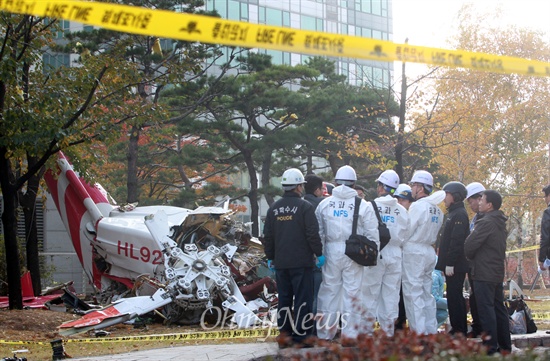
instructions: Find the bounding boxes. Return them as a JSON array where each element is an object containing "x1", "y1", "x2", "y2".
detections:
[
  {"x1": 362, "y1": 170, "x2": 409, "y2": 336},
  {"x1": 315, "y1": 165, "x2": 379, "y2": 341},
  {"x1": 402, "y1": 170, "x2": 444, "y2": 334}
]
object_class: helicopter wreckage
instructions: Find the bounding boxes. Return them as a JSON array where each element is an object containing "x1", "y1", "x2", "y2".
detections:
[{"x1": 44, "y1": 153, "x2": 276, "y2": 336}]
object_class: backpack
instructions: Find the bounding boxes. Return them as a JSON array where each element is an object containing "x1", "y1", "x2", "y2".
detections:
[
  {"x1": 344, "y1": 197, "x2": 379, "y2": 266},
  {"x1": 370, "y1": 200, "x2": 391, "y2": 252}
]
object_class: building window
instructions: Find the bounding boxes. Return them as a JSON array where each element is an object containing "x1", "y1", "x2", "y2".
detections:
[
  {"x1": 56, "y1": 20, "x2": 70, "y2": 39},
  {"x1": 266, "y1": 8, "x2": 282, "y2": 26},
  {"x1": 381, "y1": 0, "x2": 388, "y2": 17},
  {"x1": 371, "y1": 0, "x2": 382, "y2": 15},
  {"x1": 259, "y1": 6, "x2": 265, "y2": 23},
  {"x1": 213, "y1": 0, "x2": 227, "y2": 18},
  {"x1": 283, "y1": 11, "x2": 290, "y2": 27},
  {"x1": 241, "y1": 3, "x2": 249, "y2": 21},
  {"x1": 356, "y1": 0, "x2": 368, "y2": 13},
  {"x1": 340, "y1": 23, "x2": 348, "y2": 34},
  {"x1": 373, "y1": 67, "x2": 383, "y2": 87},
  {"x1": 43, "y1": 53, "x2": 70, "y2": 71},
  {"x1": 300, "y1": 15, "x2": 324, "y2": 31}
]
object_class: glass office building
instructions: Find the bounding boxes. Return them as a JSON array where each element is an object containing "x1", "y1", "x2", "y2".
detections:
[{"x1": 205, "y1": 0, "x2": 393, "y2": 88}]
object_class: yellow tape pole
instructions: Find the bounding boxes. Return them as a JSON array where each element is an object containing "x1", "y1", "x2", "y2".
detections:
[{"x1": 1, "y1": 0, "x2": 549, "y2": 77}]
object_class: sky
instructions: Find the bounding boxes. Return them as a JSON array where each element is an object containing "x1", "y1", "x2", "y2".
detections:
[{"x1": 391, "y1": 0, "x2": 550, "y2": 77}]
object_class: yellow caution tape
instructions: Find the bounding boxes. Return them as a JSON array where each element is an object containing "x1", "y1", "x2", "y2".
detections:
[
  {"x1": 531, "y1": 312, "x2": 550, "y2": 320},
  {"x1": 64, "y1": 328, "x2": 275, "y2": 343},
  {"x1": 0, "y1": 328, "x2": 276, "y2": 345},
  {"x1": 0, "y1": 339, "x2": 48, "y2": 346},
  {"x1": 506, "y1": 245, "x2": 540, "y2": 254},
  {"x1": 0, "y1": 0, "x2": 549, "y2": 77}
]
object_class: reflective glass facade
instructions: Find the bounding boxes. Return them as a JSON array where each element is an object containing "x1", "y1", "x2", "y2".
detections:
[{"x1": 205, "y1": 0, "x2": 393, "y2": 88}]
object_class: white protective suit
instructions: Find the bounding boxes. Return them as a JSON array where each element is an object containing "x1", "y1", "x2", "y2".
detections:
[
  {"x1": 402, "y1": 190, "x2": 445, "y2": 335},
  {"x1": 315, "y1": 185, "x2": 379, "y2": 340},
  {"x1": 362, "y1": 194, "x2": 409, "y2": 336}
]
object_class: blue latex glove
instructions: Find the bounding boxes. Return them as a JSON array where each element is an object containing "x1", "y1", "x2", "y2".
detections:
[
  {"x1": 316, "y1": 255, "x2": 326, "y2": 268},
  {"x1": 267, "y1": 260, "x2": 275, "y2": 271}
]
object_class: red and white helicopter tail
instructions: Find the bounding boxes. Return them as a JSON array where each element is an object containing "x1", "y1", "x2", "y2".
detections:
[{"x1": 44, "y1": 152, "x2": 115, "y2": 290}]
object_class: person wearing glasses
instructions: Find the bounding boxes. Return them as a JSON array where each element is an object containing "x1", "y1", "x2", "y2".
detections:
[
  {"x1": 464, "y1": 182, "x2": 486, "y2": 338},
  {"x1": 402, "y1": 170, "x2": 444, "y2": 335}
]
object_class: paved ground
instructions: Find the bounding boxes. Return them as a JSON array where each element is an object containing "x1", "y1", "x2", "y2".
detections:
[
  {"x1": 70, "y1": 341, "x2": 279, "y2": 361},
  {"x1": 68, "y1": 331, "x2": 550, "y2": 361}
]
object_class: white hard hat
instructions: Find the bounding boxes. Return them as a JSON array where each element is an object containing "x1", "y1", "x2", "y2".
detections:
[
  {"x1": 335, "y1": 165, "x2": 357, "y2": 186},
  {"x1": 281, "y1": 168, "x2": 306, "y2": 187},
  {"x1": 466, "y1": 182, "x2": 486, "y2": 199},
  {"x1": 410, "y1": 170, "x2": 433, "y2": 186},
  {"x1": 376, "y1": 170, "x2": 399, "y2": 189}
]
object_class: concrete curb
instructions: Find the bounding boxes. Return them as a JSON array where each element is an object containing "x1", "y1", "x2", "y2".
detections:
[{"x1": 511, "y1": 330, "x2": 550, "y2": 348}]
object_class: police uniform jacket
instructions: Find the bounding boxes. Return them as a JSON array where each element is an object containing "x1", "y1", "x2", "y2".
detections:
[
  {"x1": 263, "y1": 192, "x2": 322, "y2": 269},
  {"x1": 464, "y1": 210, "x2": 507, "y2": 283},
  {"x1": 435, "y1": 201, "x2": 470, "y2": 273}
]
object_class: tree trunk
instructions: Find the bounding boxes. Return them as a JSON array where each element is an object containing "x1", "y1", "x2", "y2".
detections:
[
  {"x1": 261, "y1": 151, "x2": 274, "y2": 206},
  {"x1": 18, "y1": 156, "x2": 42, "y2": 296},
  {"x1": 127, "y1": 125, "x2": 140, "y2": 203},
  {"x1": 243, "y1": 150, "x2": 260, "y2": 236},
  {"x1": 21, "y1": 204, "x2": 40, "y2": 295},
  {"x1": 0, "y1": 149, "x2": 23, "y2": 309},
  {"x1": 306, "y1": 151, "x2": 313, "y2": 175},
  {"x1": 514, "y1": 214, "x2": 523, "y2": 288},
  {"x1": 395, "y1": 61, "x2": 407, "y2": 181}
]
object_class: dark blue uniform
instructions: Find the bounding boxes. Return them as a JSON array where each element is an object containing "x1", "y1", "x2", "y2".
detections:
[
  {"x1": 436, "y1": 201, "x2": 469, "y2": 335},
  {"x1": 263, "y1": 192, "x2": 322, "y2": 344}
]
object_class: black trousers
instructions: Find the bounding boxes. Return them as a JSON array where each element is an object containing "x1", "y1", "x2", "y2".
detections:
[
  {"x1": 276, "y1": 267, "x2": 314, "y2": 343},
  {"x1": 395, "y1": 284, "x2": 406, "y2": 330},
  {"x1": 467, "y1": 272, "x2": 483, "y2": 335},
  {"x1": 473, "y1": 280, "x2": 511, "y2": 354},
  {"x1": 446, "y1": 272, "x2": 467, "y2": 335}
]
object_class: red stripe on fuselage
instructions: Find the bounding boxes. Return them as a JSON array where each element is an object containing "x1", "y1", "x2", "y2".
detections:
[{"x1": 63, "y1": 184, "x2": 87, "y2": 265}]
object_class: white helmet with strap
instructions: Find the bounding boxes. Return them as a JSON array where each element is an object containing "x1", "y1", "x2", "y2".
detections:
[
  {"x1": 376, "y1": 170, "x2": 400, "y2": 190},
  {"x1": 410, "y1": 170, "x2": 433, "y2": 186},
  {"x1": 281, "y1": 168, "x2": 306, "y2": 191}
]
